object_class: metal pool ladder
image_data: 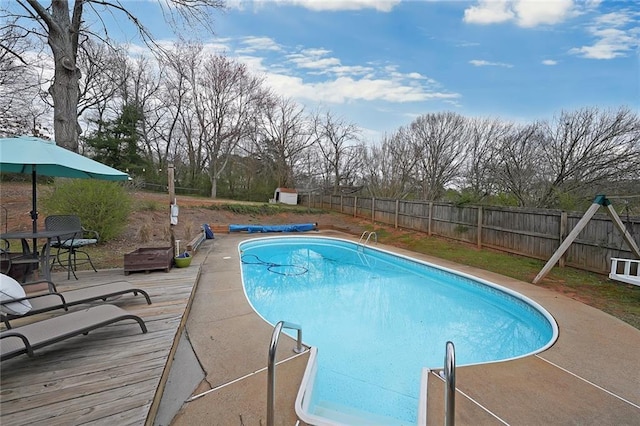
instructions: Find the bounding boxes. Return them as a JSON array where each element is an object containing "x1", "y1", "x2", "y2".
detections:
[
  {"x1": 444, "y1": 341, "x2": 456, "y2": 426},
  {"x1": 267, "y1": 321, "x2": 305, "y2": 426},
  {"x1": 358, "y1": 231, "x2": 378, "y2": 250}
]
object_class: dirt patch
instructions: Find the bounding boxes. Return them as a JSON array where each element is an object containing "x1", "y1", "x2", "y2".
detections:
[{"x1": 0, "y1": 182, "x2": 370, "y2": 269}]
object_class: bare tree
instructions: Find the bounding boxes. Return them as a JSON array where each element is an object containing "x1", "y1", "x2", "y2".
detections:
[
  {"x1": 489, "y1": 123, "x2": 545, "y2": 207},
  {"x1": 462, "y1": 117, "x2": 512, "y2": 200},
  {"x1": 2, "y1": 0, "x2": 225, "y2": 151},
  {"x1": 258, "y1": 96, "x2": 315, "y2": 188},
  {"x1": 363, "y1": 130, "x2": 420, "y2": 199},
  {"x1": 192, "y1": 54, "x2": 267, "y2": 198},
  {"x1": 154, "y1": 43, "x2": 205, "y2": 183},
  {"x1": 118, "y1": 55, "x2": 164, "y2": 173},
  {"x1": 0, "y1": 21, "x2": 50, "y2": 136},
  {"x1": 76, "y1": 39, "x2": 127, "y2": 129},
  {"x1": 312, "y1": 110, "x2": 362, "y2": 194},
  {"x1": 409, "y1": 112, "x2": 468, "y2": 201},
  {"x1": 537, "y1": 106, "x2": 640, "y2": 207}
]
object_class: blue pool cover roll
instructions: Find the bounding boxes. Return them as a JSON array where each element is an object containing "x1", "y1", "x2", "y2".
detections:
[{"x1": 229, "y1": 223, "x2": 317, "y2": 233}]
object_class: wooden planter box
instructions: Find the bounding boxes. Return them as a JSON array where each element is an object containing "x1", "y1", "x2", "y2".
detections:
[{"x1": 124, "y1": 247, "x2": 173, "y2": 275}]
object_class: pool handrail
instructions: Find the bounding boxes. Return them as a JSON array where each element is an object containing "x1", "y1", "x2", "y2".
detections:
[
  {"x1": 358, "y1": 231, "x2": 378, "y2": 248},
  {"x1": 444, "y1": 341, "x2": 456, "y2": 426},
  {"x1": 267, "y1": 320, "x2": 304, "y2": 426}
]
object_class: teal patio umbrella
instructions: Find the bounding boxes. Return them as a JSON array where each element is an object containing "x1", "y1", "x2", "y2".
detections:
[{"x1": 0, "y1": 136, "x2": 129, "y2": 236}]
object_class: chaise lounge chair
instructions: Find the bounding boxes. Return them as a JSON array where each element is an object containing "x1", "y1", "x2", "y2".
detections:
[
  {"x1": 0, "y1": 274, "x2": 152, "y2": 328},
  {"x1": 1, "y1": 304, "x2": 147, "y2": 361}
]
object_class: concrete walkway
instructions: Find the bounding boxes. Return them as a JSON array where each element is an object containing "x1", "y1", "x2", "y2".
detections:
[{"x1": 166, "y1": 231, "x2": 640, "y2": 425}]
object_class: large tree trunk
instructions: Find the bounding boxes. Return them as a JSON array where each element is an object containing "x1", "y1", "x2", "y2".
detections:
[
  {"x1": 25, "y1": 0, "x2": 83, "y2": 151},
  {"x1": 47, "y1": 0, "x2": 82, "y2": 152},
  {"x1": 48, "y1": 53, "x2": 81, "y2": 151}
]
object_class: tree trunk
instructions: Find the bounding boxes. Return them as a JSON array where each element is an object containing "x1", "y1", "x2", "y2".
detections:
[
  {"x1": 49, "y1": 56, "x2": 81, "y2": 151},
  {"x1": 210, "y1": 174, "x2": 218, "y2": 198},
  {"x1": 46, "y1": 0, "x2": 82, "y2": 152}
]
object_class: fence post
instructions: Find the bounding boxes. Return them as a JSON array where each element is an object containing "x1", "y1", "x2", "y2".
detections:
[
  {"x1": 559, "y1": 211, "x2": 567, "y2": 267},
  {"x1": 354, "y1": 196, "x2": 358, "y2": 218},
  {"x1": 372, "y1": 197, "x2": 375, "y2": 223},
  {"x1": 428, "y1": 202, "x2": 433, "y2": 236},
  {"x1": 477, "y1": 206, "x2": 483, "y2": 249},
  {"x1": 395, "y1": 199, "x2": 399, "y2": 229},
  {"x1": 340, "y1": 195, "x2": 343, "y2": 213}
]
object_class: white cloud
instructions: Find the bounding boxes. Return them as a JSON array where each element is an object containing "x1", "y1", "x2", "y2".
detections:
[
  {"x1": 463, "y1": 0, "x2": 575, "y2": 27},
  {"x1": 234, "y1": 46, "x2": 459, "y2": 105},
  {"x1": 238, "y1": 36, "x2": 282, "y2": 53},
  {"x1": 234, "y1": 0, "x2": 401, "y2": 12},
  {"x1": 592, "y1": 11, "x2": 633, "y2": 27},
  {"x1": 513, "y1": 0, "x2": 574, "y2": 27},
  {"x1": 264, "y1": 74, "x2": 460, "y2": 104},
  {"x1": 469, "y1": 59, "x2": 514, "y2": 68},
  {"x1": 542, "y1": 59, "x2": 558, "y2": 65},
  {"x1": 330, "y1": 65, "x2": 373, "y2": 76},
  {"x1": 569, "y1": 11, "x2": 639, "y2": 59},
  {"x1": 464, "y1": 0, "x2": 514, "y2": 25},
  {"x1": 287, "y1": 52, "x2": 341, "y2": 69}
]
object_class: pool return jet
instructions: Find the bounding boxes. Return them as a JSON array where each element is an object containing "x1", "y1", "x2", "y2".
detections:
[{"x1": 533, "y1": 195, "x2": 640, "y2": 284}]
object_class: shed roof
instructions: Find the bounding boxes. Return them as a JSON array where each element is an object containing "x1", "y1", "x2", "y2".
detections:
[{"x1": 276, "y1": 187, "x2": 297, "y2": 193}]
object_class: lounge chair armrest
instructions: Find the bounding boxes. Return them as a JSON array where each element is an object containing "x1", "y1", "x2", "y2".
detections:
[
  {"x1": 0, "y1": 291, "x2": 67, "y2": 306},
  {"x1": 21, "y1": 278, "x2": 58, "y2": 293},
  {"x1": 0, "y1": 332, "x2": 34, "y2": 357}
]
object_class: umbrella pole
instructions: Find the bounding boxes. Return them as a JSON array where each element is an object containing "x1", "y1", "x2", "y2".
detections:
[
  {"x1": 31, "y1": 166, "x2": 38, "y2": 256},
  {"x1": 31, "y1": 166, "x2": 38, "y2": 232}
]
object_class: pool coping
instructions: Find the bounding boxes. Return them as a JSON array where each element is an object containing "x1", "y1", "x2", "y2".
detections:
[{"x1": 170, "y1": 230, "x2": 640, "y2": 425}]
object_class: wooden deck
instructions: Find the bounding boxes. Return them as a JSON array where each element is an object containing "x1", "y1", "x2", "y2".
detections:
[{"x1": 0, "y1": 259, "x2": 201, "y2": 426}]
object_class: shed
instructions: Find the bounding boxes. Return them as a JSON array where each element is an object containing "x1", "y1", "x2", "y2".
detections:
[{"x1": 273, "y1": 187, "x2": 298, "y2": 205}]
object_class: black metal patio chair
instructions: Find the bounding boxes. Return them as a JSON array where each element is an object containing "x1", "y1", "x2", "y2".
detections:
[{"x1": 45, "y1": 215, "x2": 99, "y2": 280}]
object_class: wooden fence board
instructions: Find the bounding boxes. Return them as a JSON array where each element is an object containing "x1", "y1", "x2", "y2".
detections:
[{"x1": 305, "y1": 194, "x2": 639, "y2": 274}]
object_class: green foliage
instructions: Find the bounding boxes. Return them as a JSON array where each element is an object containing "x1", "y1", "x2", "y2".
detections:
[
  {"x1": 489, "y1": 192, "x2": 521, "y2": 207},
  {"x1": 84, "y1": 104, "x2": 150, "y2": 173},
  {"x1": 555, "y1": 192, "x2": 592, "y2": 211},
  {"x1": 42, "y1": 179, "x2": 131, "y2": 242},
  {"x1": 445, "y1": 189, "x2": 484, "y2": 206}
]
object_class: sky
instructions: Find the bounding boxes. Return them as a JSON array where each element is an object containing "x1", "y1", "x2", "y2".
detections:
[{"x1": 97, "y1": 0, "x2": 639, "y2": 141}]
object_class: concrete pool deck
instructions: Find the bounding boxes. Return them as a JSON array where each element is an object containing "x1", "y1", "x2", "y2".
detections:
[{"x1": 168, "y1": 230, "x2": 640, "y2": 425}]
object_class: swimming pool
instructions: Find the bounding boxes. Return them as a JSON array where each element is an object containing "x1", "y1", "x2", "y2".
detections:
[{"x1": 240, "y1": 236, "x2": 557, "y2": 425}]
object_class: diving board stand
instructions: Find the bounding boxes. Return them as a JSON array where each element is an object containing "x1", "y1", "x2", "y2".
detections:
[
  {"x1": 609, "y1": 258, "x2": 640, "y2": 286},
  {"x1": 533, "y1": 195, "x2": 640, "y2": 284}
]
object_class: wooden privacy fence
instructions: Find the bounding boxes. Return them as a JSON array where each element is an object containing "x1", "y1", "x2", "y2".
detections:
[{"x1": 301, "y1": 194, "x2": 640, "y2": 275}]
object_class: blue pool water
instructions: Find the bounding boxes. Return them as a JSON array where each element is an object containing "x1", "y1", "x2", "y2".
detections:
[{"x1": 240, "y1": 237, "x2": 557, "y2": 424}]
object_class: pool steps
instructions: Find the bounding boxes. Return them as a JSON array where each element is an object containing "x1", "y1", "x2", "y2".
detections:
[
  {"x1": 295, "y1": 346, "x2": 432, "y2": 425},
  {"x1": 314, "y1": 400, "x2": 407, "y2": 425}
]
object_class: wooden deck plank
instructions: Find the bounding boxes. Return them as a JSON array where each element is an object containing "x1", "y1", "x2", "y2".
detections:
[
  {"x1": 0, "y1": 256, "x2": 201, "y2": 426},
  {"x1": 2, "y1": 355, "x2": 167, "y2": 405},
  {"x1": 1, "y1": 379, "x2": 159, "y2": 426}
]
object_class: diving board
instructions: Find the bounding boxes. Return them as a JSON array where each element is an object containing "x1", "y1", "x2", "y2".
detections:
[{"x1": 609, "y1": 258, "x2": 640, "y2": 286}]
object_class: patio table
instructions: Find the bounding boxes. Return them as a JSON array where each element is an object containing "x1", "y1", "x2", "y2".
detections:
[{"x1": 1, "y1": 229, "x2": 67, "y2": 286}]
